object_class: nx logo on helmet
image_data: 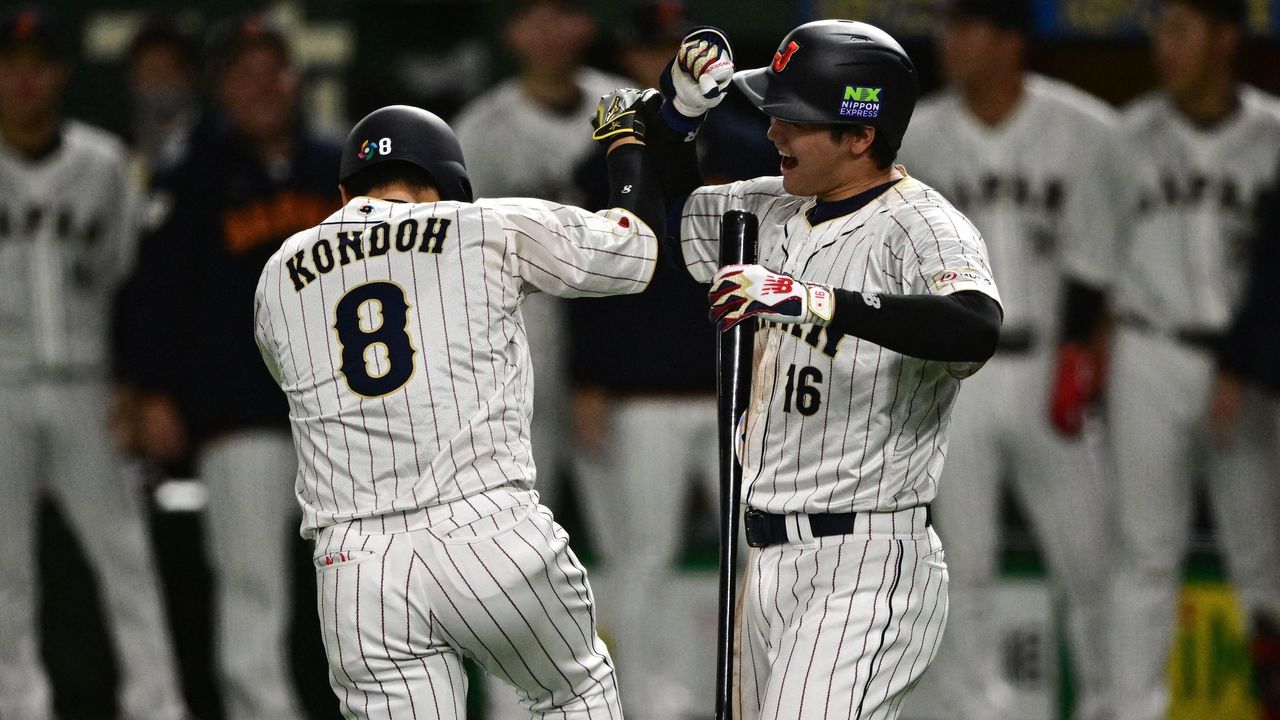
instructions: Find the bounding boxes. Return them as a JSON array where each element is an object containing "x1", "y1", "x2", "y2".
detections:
[
  {"x1": 358, "y1": 137, "x2": 393, "y2": 160},
  {"x1": 772, "y1": 41, "x2": 799, "y2": 72},
  {"x1": 839, "y1": 86, "x2": 882, "y2": 119}
]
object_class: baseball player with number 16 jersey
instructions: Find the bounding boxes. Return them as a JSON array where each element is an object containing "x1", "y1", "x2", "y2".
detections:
[
  {"x1": 651, "y1": 20, "x2": 1003, "y2": 719},
  {"x1": 254, "y1": 104, "x2": 662, "y2": 718}
]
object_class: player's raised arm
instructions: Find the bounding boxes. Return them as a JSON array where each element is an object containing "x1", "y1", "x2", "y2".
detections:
[{"x1": 493, "y1": 89, "x2": 669, "y2": 299}]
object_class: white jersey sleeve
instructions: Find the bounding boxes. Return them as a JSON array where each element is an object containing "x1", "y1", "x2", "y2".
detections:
[
  {"x1": 891, "y1": 182, "x2": 1001, "y2": 302},
  {"x1": 477, "y1": 198, "x2": 657, "y2": 298}
]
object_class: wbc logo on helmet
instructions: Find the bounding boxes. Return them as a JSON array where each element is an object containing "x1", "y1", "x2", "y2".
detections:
[
  {"x1": 772, "y1": 41, "x2": 799, "y2": 72},
  {"x1": 358, "y1": 137, "x2": 393, "y2": 160}
]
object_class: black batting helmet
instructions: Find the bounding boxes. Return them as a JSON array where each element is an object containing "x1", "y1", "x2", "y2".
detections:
[
  {"x1": 339, "y1": 105, "x2": 473, "y2": 203},
  {"x1": 732, "y1": 20, "x2": 918, "y2": 153}
]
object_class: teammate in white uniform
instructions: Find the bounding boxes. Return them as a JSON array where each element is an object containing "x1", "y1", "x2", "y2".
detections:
[
  {"x1": 0, "y1": 8, "x2": 188, "y2": 720},
  {"x1": 254, "y1": 103, "x2": 661, "y2": 718},
  {"x1": 897, "y1": 3, "x2": 1117, "y2": 718},
  {"x1": 654, "y1": 21, "x2": 1003, "y2": 718},
  {"x1": 1104, "y1": 1, "x2": 1280, "y2": 717}
]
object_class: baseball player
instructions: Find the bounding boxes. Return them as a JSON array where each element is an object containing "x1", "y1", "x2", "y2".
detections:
[
  {"x1": 1103, "y1": 1, "x2": 1280, "y2": 718},
  {"x1": 649, "y1": 20, "x2": 1003, "y2": 718},
  {"x1": 896, "y1": 2, "x2": 1117, "y2": 718},
  {"x1": 0, "y1": 7, "x2": 189, "y2": 720},
  {"x1": 253, "y1": 100, "x2": 661, "y2": 718}
]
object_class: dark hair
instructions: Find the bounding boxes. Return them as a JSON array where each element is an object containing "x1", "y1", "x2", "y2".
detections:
[
  {"x1": 127, "y1": 17, "x2": 199, "y2": 74},
  {"x1": 944, "y1": 0, "x2": 1035, "y2": 35},
  {"x1": 829, "y1": 125, "x2": 897, "y2": 170},
  {"x1": 206, "y1": 13, "x2": 291, "y2": 78},
  {"x1": 342, "y1": 160, "x2": 439, "y2": 198},
  {"x1": 1165, "y1": 0, "x2": 1247, "y2": 26}
]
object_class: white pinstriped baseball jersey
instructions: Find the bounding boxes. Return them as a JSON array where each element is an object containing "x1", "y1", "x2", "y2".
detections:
[
  {"x1": 680, "y1": 174, "x2": 1001, "y2": 515},
  {"x1": 0, "y1": 120, "x2": 140, "y2": 375},
  {"x1": 900, "y1": 74, "x2": 1119, "y2": 332},
  {"x1": 254, "y1": 196, "x2": 656, "y2": 538},
  {"x1": 1112, "y1": 85, "x2": 1280, "y2": 330}
]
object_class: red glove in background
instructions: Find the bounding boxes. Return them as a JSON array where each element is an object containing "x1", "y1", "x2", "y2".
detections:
[{"x1": 1049, "y1": 342, "x2": 1101, "y2": 437}]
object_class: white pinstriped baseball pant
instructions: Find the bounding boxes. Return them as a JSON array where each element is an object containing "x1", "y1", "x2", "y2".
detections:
[
  {"x1": 313, "y1": 489, "x2": 621, "y2": 719},
  {"x1": 735, "y1": 507, "x2": 947, "y2": 720},
  {"x1": 0, "y1": 379, "x2": 187, "y2": 720}
]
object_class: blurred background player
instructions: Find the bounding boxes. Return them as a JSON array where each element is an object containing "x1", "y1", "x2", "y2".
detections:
[
  {"x1": 567, "y1": 4, "x2": 774, "y2": 717},
  {"x1": 0, "y1": 6, "x2": 190, "y2": 720},
  {"x1": 122, "y1": 13, "x2": 341, "y2": 720},
  {"x1": 123, "y1": 16, "x2": 201, "y2": 179},
  {"x1": 1102, "y1": 0, "x2": 1280, "y2": 718},
  {"x1": 112, "y1": 17, "x2": 203, "y2": 450},
  {"x1": 897, "y1": 2, "x2": 1117, "y2": 718},
  {"x1": 452, "y1": 0, "x2": 628, "y2": 524}
]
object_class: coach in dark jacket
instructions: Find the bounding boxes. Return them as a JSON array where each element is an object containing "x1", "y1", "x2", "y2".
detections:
[{"x1": 119, "y1": 15, "x2": 339, "y2": 720}]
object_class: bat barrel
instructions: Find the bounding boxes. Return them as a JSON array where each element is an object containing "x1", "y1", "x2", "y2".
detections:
[{"x1": 715, "y1": 210, "x2": 757, "y2": 720}]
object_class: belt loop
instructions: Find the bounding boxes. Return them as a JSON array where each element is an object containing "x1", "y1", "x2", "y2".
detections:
[{"x1": 789, "y1": 513, "x2": 815, "y2": 543}]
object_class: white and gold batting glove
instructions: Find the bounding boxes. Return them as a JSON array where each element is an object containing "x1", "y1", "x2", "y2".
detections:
[
  {"x1": 662, "y1": 27, "x2": 734, "y2": 118},
  {"x1": 708, "y1": 263, "x2": 834, "y2": 331}
]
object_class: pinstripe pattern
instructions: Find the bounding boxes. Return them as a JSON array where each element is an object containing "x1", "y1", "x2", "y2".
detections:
[
  {"x1": 255, "y1": 197, "x2": 656, "y2": 538},
  {"x1": 737, "y1": 513, "x2": 948, "y2": 720},
  {"x1": 681, "y1": 175, "x2": 1000, "y2": 516},
  {"x1": 315, "y1": 494, "x2": 620, "y2": 719},
  {"x1": 682, "y1": 173, "x2": 989, "y2": 718},
  {"x1": 257, "y1": 196, "x2": 652, "y2": 717}
]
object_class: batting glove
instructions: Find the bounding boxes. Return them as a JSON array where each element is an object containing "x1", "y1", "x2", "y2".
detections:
[
  {"x1": 591, "y1": 87, "x2": 661, "y2": 147},
  {"x1": 658, "y1": 27, "x2": 733, "y2": 136},
  {"x1": 708, "y1": 264, "x2": 834, "y2": 331}
]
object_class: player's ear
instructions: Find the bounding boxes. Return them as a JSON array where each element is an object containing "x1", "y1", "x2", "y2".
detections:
[
  {"x1": 843, "y1": 125, "x2": 876, "y2": 159},
  {"x1": 339, "y1": 185, "x2": 351, "y2": 204}
]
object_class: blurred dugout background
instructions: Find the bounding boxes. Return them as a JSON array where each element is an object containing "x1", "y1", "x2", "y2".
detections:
[{"x1": 28, "y1": 0, "x2": 1280, "y2": 719}]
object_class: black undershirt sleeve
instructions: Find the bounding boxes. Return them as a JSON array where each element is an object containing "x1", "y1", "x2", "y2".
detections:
[
  {"x1": 827, "y1": 289, "x2": 1002, "y2": 362},
  {"x1": 648, "y1": 104, "x2": 706, "y2": 204},
  {"x1": 605, "y1": 143, "x2": 665, "y2": 244}
]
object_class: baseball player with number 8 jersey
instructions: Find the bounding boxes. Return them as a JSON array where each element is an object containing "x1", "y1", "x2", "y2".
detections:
[
  {"x1": 649, "y1": 20, "x2": 1003, "y2": 719},
  {"x1": 254, "y1": 103, "x2": 662, "y2": 718}
]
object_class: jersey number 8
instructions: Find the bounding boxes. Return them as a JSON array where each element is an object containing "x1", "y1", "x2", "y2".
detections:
[{"x1": 333, "y1": 281, "x2": 416, "y2": 397}]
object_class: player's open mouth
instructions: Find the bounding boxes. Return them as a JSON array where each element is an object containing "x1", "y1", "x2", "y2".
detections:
[{"x1": 779, "y1": 150, "x2": 797, "y2": 173}]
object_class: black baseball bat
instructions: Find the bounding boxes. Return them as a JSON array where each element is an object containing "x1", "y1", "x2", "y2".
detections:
[{"x1": 715, "y1": 210, "x2": 757, "y2": 720}]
